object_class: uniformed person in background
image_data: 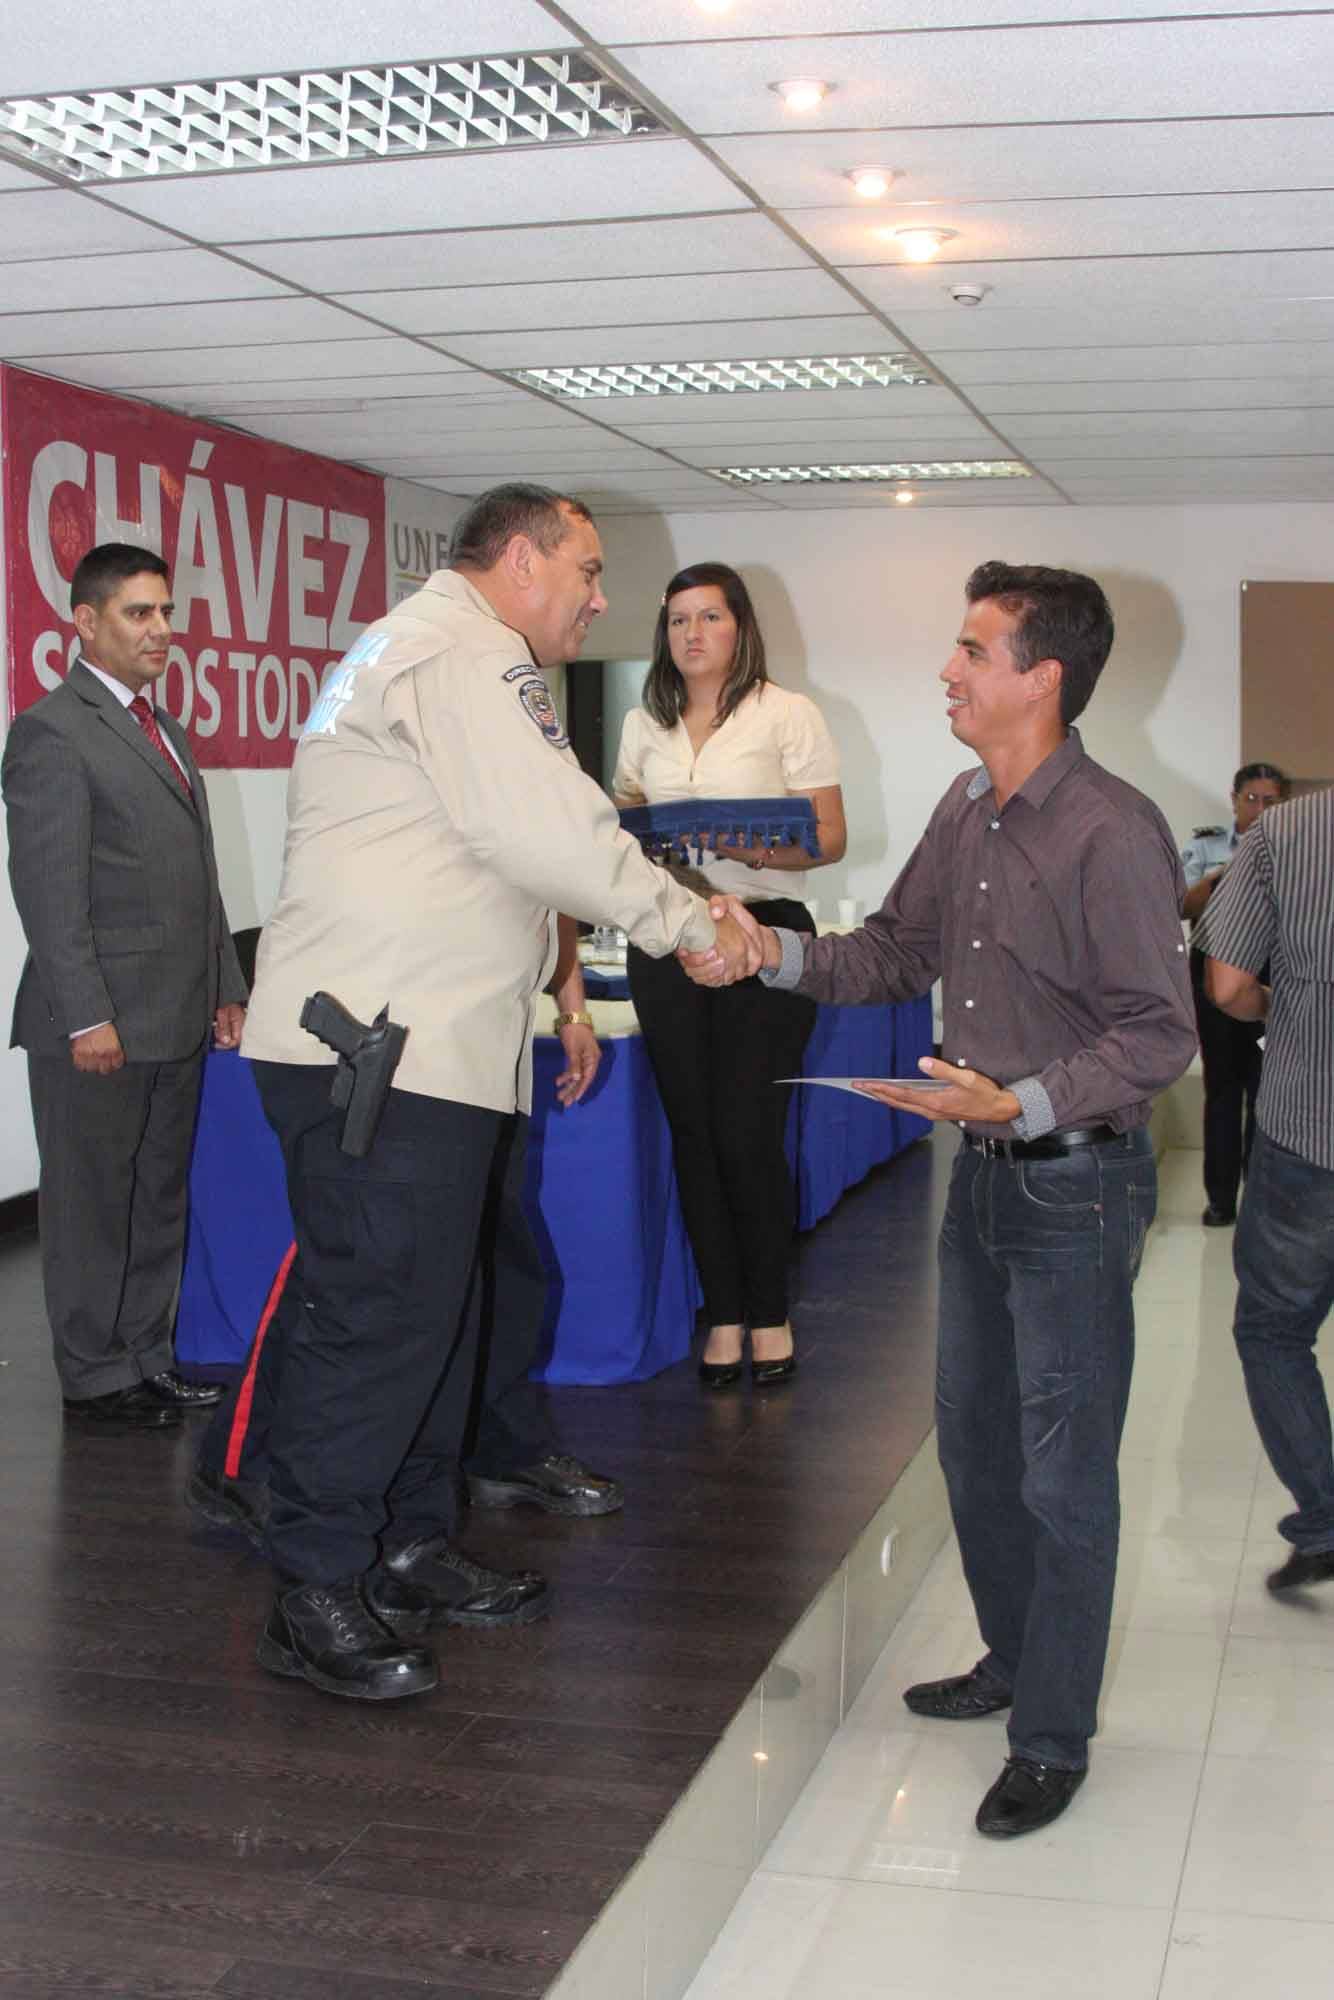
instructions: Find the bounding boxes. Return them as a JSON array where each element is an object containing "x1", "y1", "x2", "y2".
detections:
[
  {"x1": 208, "y1": 483, "x2": 753, "y2": 1702},
  {"x1": 1181, "y1": 762, "x2": 1288, "y2": 1226}
]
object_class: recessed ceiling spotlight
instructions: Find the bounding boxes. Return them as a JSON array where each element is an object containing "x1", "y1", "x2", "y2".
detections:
[
  {"x1": 890, "y1": 226, "x2": 958, "y2": 263},
  {"x1": 770, "y1": 78, "x2": 831, "y2": 114},
  {"x1": 848, "y1": 165, "x2": 894, "y2": 199},
  {"x1": 894, "y1": 488, "x2": 916, "y2": 505}
]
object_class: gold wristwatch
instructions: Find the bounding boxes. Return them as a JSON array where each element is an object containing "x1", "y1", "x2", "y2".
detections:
[{"x1": 554, "y1": 1010, "x2": 594, "y2": 1029}]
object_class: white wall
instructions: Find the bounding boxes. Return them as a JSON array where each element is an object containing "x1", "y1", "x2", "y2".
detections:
[{"x1": 590, "y1": 502, "x2": 1334, "y2": 911}]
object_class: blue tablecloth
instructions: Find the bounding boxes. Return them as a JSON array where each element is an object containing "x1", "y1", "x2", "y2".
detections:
[{"x1": 178, "y1": 994, "x2": 931, "y2": 1384}]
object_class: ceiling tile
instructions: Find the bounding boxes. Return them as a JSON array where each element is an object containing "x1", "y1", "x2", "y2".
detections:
[
  {"x1": 0, "y1": 189, "x2": 187, "y2": 259},
  {"x1": 1013, "y1": 406, "x2": 1334, "y2": 453},
  {"x1": 96, "y1": 140, "x2": 747, "y2": 244},
  {"x1": 4, "y1": 1, "x2": 574, "y2": 96},
  {"x1": 344, "y1": 268, "x2": 852, "y2": 336},
  {"x1": 615, "y1": 20, "x2": 1334, "y2": 130},
  {"x1": 229, "y1": 213, "x2": 808, "y2": 294},
  {"x1": 577, "y1": 0, "x2": 1307, "y2": 34},
  {"x1": 892, "y1": 300, "x2": 1334, "y2": 353},
  {"x1": 435, "y1": 316, "x2": 885, "y2": 368},
  {"x1": 853, "y1": 249, "x2": 1334, "y2": 321},
  {"x1": 973, "y1": 379, "x2": 1334, "y2": 416},
  {"x1": 0, "y1": 295, "x2": 364, "y2": 359},
  {"x1": 0, "y1": 248, "x2": 292, "y2": 314},
  {"x1": 943, "y1": 342, "x2": 1334, "y2": 385},
  {"x1": 711, "y1": 117, "x2": 1334, "y2": 211}
]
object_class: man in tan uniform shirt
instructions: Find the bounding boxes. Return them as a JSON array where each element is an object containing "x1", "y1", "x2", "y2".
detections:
[{"x1": 222, "y1": 483, "x2": 748, "y2": 1701}]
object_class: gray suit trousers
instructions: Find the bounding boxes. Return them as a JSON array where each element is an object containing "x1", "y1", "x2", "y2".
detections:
[{"x1": 28, "y1": 1049, "x2": 205, "y2": 1398}]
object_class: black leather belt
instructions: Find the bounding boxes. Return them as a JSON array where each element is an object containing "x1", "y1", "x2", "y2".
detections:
[{"x1": 962, "y1": 1122, "x2": 1122, "y2": 1161}]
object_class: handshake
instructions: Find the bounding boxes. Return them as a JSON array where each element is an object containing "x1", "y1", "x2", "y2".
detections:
[{"x1": 676, "y1": 895, "x2": 780, "y2": 988}]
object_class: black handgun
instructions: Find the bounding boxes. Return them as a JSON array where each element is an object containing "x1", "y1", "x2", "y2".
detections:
[{"x1": 299, "y1": 991, "x2": 408, "y2": 1157}]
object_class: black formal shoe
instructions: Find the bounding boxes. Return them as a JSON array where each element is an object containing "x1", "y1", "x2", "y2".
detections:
[
  {"x1": 62, "y1": 1384, "x2": 181, "y2": 1431},
  {"x1": 367, "y1": 1534, "x2": 549, "y2": 1635},
  {"x1": 975, "y1": 1756, "x2": 1086, "y2": 1838},
  {"x1": 257, "y1": 1577, "x2": 437, "y2": 1701},
  {"x1": 903, "y1": 1665, "x2": 1014, "y2": 1720},
  {"x1": 751, "y1": 1353, "x2": 797, "y2": 1386},
  {"x1": 467, "y1": 1452, "x2": 623, "y2": 1517},
  {"x1": 1202, "y1": 1204, "x2": 1237, "y2": 1228},
  {"x1": 1267, "y1": 1547, "x2": 1334, "y2": 1593},
  {"x1": 143, "y1": 1368, "x2": 224, "y2": 1409},
  {"x1": 185, "y1": 1462, "x2": 269, "y2": 1552},
  {"x1": 699, "y1": 1358, "x2": 743, "y2": 1389}
]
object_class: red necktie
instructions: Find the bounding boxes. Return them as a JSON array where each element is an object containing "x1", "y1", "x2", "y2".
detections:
[{"x1": 129, "y1": 695, "x2": 192, "y2": 799}]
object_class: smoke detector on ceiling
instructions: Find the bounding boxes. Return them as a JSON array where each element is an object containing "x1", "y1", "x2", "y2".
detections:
[{"x1": 947, "y1": 283, "x2": 988, "y2": 307}]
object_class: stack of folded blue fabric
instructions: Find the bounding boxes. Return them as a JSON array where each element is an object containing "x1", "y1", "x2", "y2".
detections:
[{"x1": 617, "y1": 795, "x2": 819, "y2": 867}]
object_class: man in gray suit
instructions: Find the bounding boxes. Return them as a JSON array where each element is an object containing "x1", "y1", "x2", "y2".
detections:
[{"x1": 3, "y1": 542, "x2": 248, "y2": 1431}]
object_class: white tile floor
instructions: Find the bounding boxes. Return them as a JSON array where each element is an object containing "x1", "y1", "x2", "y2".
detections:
[{"x1": 684, "y1": 1150, "x2": 1334, "y2": 2000}]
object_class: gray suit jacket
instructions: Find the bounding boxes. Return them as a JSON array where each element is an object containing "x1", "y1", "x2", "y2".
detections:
[{"x1": 3, "y1": 661, "x2": 247, "y2": 1060}]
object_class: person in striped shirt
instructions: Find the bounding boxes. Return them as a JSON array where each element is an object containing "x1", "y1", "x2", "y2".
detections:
[{"x1": 1203, "y1": 785, "x2": 1334, "y2": 1595}]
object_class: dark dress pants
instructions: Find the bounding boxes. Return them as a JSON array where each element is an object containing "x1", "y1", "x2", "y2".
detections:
[
  {"x1": 28, "y1": 1046, "x2": 204, "y2": 1398},
  {"x1": 1233, "y1": 1128, "x2": 1334, "y2": 1554},
  {"x1": 1191, "y1": 947, "x2": 1262, "y2": 1214},
  {"x1": 244, "y1": 1060, "x2": 510, "y2": 1585},
  {"x1": 201, "y1": 1091, "x2": 552, "y2": 1540},
  {"x1": 935, "y1": 1129, "x2": 1156, "y2": 1771},
  {"x1": 627, "y1": 898, "x2": 817, "y2": 1328}
]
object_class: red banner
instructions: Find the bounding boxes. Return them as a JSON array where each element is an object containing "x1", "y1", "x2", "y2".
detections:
[{"x1": 3, "y1": 366, "x2": 387, "y2": 767}]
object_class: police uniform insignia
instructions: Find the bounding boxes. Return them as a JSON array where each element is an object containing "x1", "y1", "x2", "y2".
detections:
[{"x1": 513, "y1": 671, "x2": 568, "y2": 748}]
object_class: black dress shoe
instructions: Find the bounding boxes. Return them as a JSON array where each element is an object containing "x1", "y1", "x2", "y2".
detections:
[
  {"x1": 367, "y1": 1534, "x2": 549, "y2": 1634},
  {"x1": 1202, "y1": 1204, "x2": 1237, "y2": 1228},
  {"x1": 257, "y1": 1577, "x2": 437, "y2": 1700},
  {"x1": 62, "y1": 1384, "x2": 181, "y2": 1431},
  {"x1": 903, "y1": 1665, "x2": 1013, "y2": 1720},
  {"x1": 185, "y1": 1462, "x2": 269, "y2": 1552},
  {"x1": 467, "y1": 1452, "x2": 623, "y2": 1517},
  {"x1": 143, "y1": 1368, "x2": 224, "y2": 1409},
  {"x1": 1267, "y1": 1547, "x2": 1334, "y2": 1592},
  {"x1": 698, "y1": 1358, "x2": 743, "y2": 1389},
  {"x1": 975, "y1": 1756, "x2": 1086, "y2": 1838},
  {"x1": 751, "y1": 1353, "x2": 797, "y2": 1386}
]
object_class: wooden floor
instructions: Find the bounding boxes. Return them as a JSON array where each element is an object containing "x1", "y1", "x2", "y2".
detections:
[{"x1": 0, "y1": 1131, "x2": 947, "y2": 2000}]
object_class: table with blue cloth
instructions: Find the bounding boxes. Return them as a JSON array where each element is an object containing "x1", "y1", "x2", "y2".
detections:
[{"x1": 177, "y1": 991, "x2": 932, "y2": 1385}]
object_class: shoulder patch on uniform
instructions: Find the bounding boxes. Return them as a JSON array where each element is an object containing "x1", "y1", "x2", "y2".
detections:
[
  {"x1": 1192, "y1": 824, "x2": 1225, "y2": 838},
  {"x1": 509, "y1": 670, "x2": 569, "y2": 749},
  {"x1": 502, "y1": 663, "x2": 536, "y2": 683}
]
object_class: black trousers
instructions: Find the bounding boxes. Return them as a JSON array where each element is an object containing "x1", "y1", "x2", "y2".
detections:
[
  {"x1": 627, "y1": 898, "x2": 817, "y2": 1328},
  {"x1": 28, "y1": 1047, "x2": 204, "y2": 1398},
  {"x1": 1190, "y1": 948, "x2": 1263, "y2": 1214},
  {"x1": 200, "y1": 1088, "x2": 552, "y2": 1568}
]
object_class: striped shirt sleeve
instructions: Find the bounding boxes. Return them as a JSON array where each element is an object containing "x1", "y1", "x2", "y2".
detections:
[{"x1": 1198, "y1": 821, "x2": 1274, "y2": 972}]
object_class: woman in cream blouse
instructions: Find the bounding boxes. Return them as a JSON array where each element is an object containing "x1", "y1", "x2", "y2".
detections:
[{"x1": 613, "y1": 562, "x2": 846, "y2": 1388}]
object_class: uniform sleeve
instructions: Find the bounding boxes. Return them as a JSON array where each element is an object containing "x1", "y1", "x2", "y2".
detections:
[
  {"x1": 1197, "y1": 821, "x2": 1275, "y2": 973},
  {"x1": 611, "y1": 708, "x2": 647, "y2": 805},
  {"x1": 777, "y1": 691, "x2": 840, "y2": 791},
  {"x1": 1, "y1": 714, "x2": 115, "y2": 1035},
  {"x1": 402, "y1": 654, "x2": 715, "y2": 957}
]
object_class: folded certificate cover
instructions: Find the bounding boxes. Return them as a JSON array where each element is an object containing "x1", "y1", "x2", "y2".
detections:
[{"x1": 777, "y1": 1076, "x2": 952, "y2": 1092}]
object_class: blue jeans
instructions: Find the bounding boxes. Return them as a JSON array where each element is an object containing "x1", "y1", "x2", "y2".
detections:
[
  {"x1": 1233, "y1": 1128, "x2": 1334, "y2": 1553},
  {"x1": 936, "y1": 1130, "x2": 1156, "y2": 1771}
]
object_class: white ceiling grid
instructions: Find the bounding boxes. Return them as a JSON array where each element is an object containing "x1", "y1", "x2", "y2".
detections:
[{"x1": 0, "y1": 0, "x2": 1330, "y2": 510}]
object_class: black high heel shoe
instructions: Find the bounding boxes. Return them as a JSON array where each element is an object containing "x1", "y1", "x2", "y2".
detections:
[
  {"x1": 749, "y1": 1325, "x2": 796, "y2": 1386},
  {"x1": 698, "y1": 1357, "x2": 743, "y2": 1389}
]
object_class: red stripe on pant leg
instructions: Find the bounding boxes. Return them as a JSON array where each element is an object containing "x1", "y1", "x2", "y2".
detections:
[{"x1": 224, "y1": 1241, "x2": 297, "y2": 1480}]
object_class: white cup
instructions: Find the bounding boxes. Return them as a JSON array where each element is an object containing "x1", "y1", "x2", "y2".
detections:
[
  {"x1": 803, "y1": 899, "x2": 820, "y2": 923},
  {"x1": 838, "y1": 897, "x2": 861, "y2": 927}
]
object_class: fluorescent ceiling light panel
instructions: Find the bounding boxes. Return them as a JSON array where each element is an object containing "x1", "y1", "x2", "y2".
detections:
[
  {"x1": 505, "y1": 355, "x2": 936, "y2": 399},
  {"x1": 708, "y1": 461, "x2": 1032, "y2": 485},
  {"x1": 0, "y1": 52, "x2": 665, "y2": 182}
]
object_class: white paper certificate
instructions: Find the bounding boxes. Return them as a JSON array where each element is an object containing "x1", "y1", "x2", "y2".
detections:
[{"x1": 777, "y1": 1077, "x2": 953, "y2": 1093}]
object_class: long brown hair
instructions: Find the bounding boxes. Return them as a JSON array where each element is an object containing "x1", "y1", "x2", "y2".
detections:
[{"x1": 642, "y1": 562, "x2": 769, "y2": 730}]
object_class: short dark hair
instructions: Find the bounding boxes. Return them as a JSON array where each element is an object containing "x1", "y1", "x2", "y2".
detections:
[
  {"x1": 1232, "y1": 761, "x2": 1288, "y2": 796},
  {"x1": 448, "y1": 482, "x2": 594, "y2": 572},
  {"x1": 70, "y1": 542, "x2": 169, "y2": 614},
  {"x1": 643, "y1": 562, "x2": 769, "y2": 731},
  {"x1": 964, "y1": 560, "x2": 1114, "y2": 725}
]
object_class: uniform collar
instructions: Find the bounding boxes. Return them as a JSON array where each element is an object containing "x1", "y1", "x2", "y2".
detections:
[{"x1": 423, "y1": 566, "x2": 533, "y2": 651}]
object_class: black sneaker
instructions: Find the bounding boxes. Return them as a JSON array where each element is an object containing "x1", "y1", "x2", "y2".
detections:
[{"x1": 257, "y1": 1577, "x2": 437, "y2": 1701}]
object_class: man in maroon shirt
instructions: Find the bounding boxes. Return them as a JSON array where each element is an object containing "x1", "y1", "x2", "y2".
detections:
[{"x1": 688, "y1": 562, "x2": 1196, "y2": 1838}]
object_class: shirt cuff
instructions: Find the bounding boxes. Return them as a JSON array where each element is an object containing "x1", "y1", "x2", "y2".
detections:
[
  {"x1": 757, "y1": 927, "x2": 805, "y2": 990},
  {"x1": 1010, "y1": 1075, "x2": 1055, "y2": 1139},
  {"x1": 70, "y1": 1020, "x2": 112, "y2": 1039}
]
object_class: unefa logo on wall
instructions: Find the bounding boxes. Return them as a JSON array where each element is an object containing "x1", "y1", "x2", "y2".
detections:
[{"x1": 3, "y1": 366, "x2": 389, "y2": 769}]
